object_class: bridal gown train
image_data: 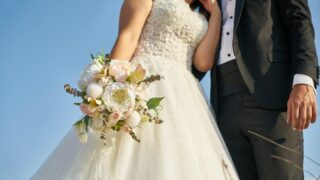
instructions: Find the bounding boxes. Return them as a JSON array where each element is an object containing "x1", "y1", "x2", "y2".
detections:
[{"x1": 32, "y1": 0, "x2": 239, "y2": 179}]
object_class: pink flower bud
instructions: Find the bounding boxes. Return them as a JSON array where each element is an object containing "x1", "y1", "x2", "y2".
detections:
[{"x1": 80, "y1": 103, "x2": 96, "y2": 117}]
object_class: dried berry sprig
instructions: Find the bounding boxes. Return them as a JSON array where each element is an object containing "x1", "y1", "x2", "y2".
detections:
[
  {"x1": 128, "y1": 128, "x2": 141, "y2": 143},
  {"x1": 140, "y1": 75, "x2": 163, "y2": 84},
  {"x1": 64, "y1": 84, "x2": 84, "y2": 97}
]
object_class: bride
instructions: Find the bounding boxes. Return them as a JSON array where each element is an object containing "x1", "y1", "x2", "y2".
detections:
[{"x1": 32, "y1": 0, "x2": 239, "y2": 179}]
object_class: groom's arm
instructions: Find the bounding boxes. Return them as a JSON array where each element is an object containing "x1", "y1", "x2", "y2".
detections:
[
  {"x1": 276, "y1": 0, "x2": 319, "y2": 90},
  {"x1": 276, "y1": 0, "x2": 319, "y2": 86},
  {"x1": 276, "y1": 0, "x2": 319, "y2": 131}
]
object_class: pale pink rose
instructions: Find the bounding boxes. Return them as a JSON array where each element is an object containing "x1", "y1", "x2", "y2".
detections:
[
  {"x1": 123, "y1": 107, "x2": 134, "y2": 119},
  {"x1": 108, "y1": 111, "x2": 122, "y2": 126},
  {"x1": 80, "y1": 103, "x2": 97, "y2": 117},
  {"x1": 98, "y1": 77, "x2": 112, "y2": 87},
  {"x1": 108, "y1": 61, "x2": 131, "y2": 82},
  {"x1": 120, "y1": 124, "x2": 131, "y2": 133},
  {"x1": 115, "y1": 73, "x2": 129, "y2": 83}
]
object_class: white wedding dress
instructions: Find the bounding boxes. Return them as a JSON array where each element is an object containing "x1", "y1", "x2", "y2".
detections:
[{"x1": 32, "y1": 0, "x2": 239, "y2": 179}]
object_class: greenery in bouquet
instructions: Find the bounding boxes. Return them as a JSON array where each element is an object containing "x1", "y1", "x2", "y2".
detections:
[{"x1": 64, "y1": 53, "x2": 164, "y2": 144}]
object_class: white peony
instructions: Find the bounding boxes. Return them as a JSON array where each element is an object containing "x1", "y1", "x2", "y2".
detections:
[
  {"x1": 86, "y1": 82, "x2": 104, "y2": 99},
  {"x1": 98, "y1": 76, "x2": 113, "y2": 87},
  {"x1": 108, "y1": 111, "x2": 122, "y2": 126},
  {"x1": 101, "y1": 82, "x2": 136, "y2": 113},
  {"x1": 78, "y1": 59, "x2": 103, "y2": 91},
  {"x1": 125, "y1": 111, "x2": 141, "y2": 127}
]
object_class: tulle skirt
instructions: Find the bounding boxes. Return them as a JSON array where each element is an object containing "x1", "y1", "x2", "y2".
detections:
[{"x1": 32, "y1": 57, "x2": 239, "y2": 180}]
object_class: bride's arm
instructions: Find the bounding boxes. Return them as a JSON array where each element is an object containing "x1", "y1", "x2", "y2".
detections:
[
  {"x1": 110, "y1": 0, "x2": 152, "y2": 61},
  {"x1": 193, "y1": 1, "x2": 221, "y2": 72}
]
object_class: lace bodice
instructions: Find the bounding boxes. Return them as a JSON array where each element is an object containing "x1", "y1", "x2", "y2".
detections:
[{"x1": 132, "y1": 0, "x2": 208, "y2": 71}]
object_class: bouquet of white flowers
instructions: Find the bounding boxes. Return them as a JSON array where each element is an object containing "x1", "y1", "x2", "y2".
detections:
[{"x1": 64, "y1": 53, "x2": 164, "y2": 144}]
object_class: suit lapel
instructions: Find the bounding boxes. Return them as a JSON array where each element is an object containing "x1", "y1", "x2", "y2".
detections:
[{"x1": 234, "y1": 0, "x2": 245, "y2": 31}]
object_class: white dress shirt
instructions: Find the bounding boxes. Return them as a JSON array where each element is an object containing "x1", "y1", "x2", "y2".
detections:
[{"x1": 218, "y1": 0, "x2": 315, "y2": 90}]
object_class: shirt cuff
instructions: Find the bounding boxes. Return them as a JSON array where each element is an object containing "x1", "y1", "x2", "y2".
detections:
[{"x1": 293, "y1": 74, "x2": 317, "y2": 95}]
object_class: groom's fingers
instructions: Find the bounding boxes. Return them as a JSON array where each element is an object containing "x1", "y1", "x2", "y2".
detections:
[
  {"x1": 297, "y1": 104, "x2": 307, "y2": 131},
  {"x1": 287, "y1": 103, "x2": 292, "y2": 124},
  {"x1": 287, "y1": 84, "x2": 317, "y2": 131},
  {"x1": 294, "y1": 107, "x2": 300, "y2": 130},
  {"x1": 311, "y1": 103, "x2": 317, "y2": 124},
  {"x1": 311, "y1": 94, "x2": 317, "y2": 124},
  {"x1": 292, "y1": 105, "x2": 299, "y2": 130},
  {"x1": 304, "y1": 106, "x2": 313, "y2": 129}
]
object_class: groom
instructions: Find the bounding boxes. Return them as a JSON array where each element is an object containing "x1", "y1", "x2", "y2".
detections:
[{"x1": 193, "y1": 0, "x2": 319, "y2": 179}]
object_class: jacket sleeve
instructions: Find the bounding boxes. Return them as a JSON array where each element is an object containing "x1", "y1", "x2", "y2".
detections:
[{"x1": 276, "y1": 0, "x2": 319, "y2": 87}]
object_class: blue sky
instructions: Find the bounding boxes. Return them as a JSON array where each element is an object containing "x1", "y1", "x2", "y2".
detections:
[{"x1": 0, "y1": 0, "x2": 319, "y2": 179}]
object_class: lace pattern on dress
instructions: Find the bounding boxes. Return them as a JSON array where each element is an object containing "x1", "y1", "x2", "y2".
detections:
[{"x1": 131, "y1": 0, "x2": 208, "y2": 73}]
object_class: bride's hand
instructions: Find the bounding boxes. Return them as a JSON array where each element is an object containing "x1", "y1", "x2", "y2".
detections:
[{"x1": 199, "y1": 0, "x2": 220, "y2": 15}]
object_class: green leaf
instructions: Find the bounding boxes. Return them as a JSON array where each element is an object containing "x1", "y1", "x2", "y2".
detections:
[
  {"x1": 90, "y1": 53, "x2": 95, "y2": 60},
  {"x1": 112, "y1": 120, "x2": 125, "y2": 131},
  {"x1": 73, "y1": 116, "x2": 90, "y2": 127},
  {"x1": 147, "y1": 97, "x2": 164, "y2": 110},
  {"x1": 74, "y1": 119, "x2": 82, "y2": 127},
  {"x1": 83, "y1": 116, "x2": 90, "y2": 125},
  {"x1": 74, "y1": 103, "x2": 81, "y2": 106}
]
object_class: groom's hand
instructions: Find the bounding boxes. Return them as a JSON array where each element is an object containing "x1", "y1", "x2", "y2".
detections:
[{"x1": 287, "y1": 84, "x2": 317, "y2": 131}]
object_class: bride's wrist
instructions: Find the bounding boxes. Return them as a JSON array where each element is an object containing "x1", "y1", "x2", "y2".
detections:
[
  {"x1": 209, "y1": 11, "x2": 221, "y2": 21},
  {"x1": 208, "y1": 5, "x2": 221, "y2": 20}
]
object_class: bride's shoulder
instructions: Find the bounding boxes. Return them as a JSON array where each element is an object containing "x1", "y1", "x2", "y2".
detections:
[{"x1": 120, "y1": 0, "x2": 153, "y2": 16}]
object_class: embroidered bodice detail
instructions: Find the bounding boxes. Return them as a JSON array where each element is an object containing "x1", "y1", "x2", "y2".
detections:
[{"x1": 132, "y1": 0, "x2": 208, "y2": 71}]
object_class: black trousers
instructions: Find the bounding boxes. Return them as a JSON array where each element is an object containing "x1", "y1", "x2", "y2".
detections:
[{"x1": 216, "y1": 61, "x2": 304, "y2": 180}]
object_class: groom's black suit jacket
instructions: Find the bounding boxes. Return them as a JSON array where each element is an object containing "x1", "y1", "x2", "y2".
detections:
[{"x1": 193, "y1": 0, "x2": 319, "y2": 110}]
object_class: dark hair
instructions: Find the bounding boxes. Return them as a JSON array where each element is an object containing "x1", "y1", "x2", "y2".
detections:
[{"x1": 190, "y1": 0, "x2": 210, "y2": 20}]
